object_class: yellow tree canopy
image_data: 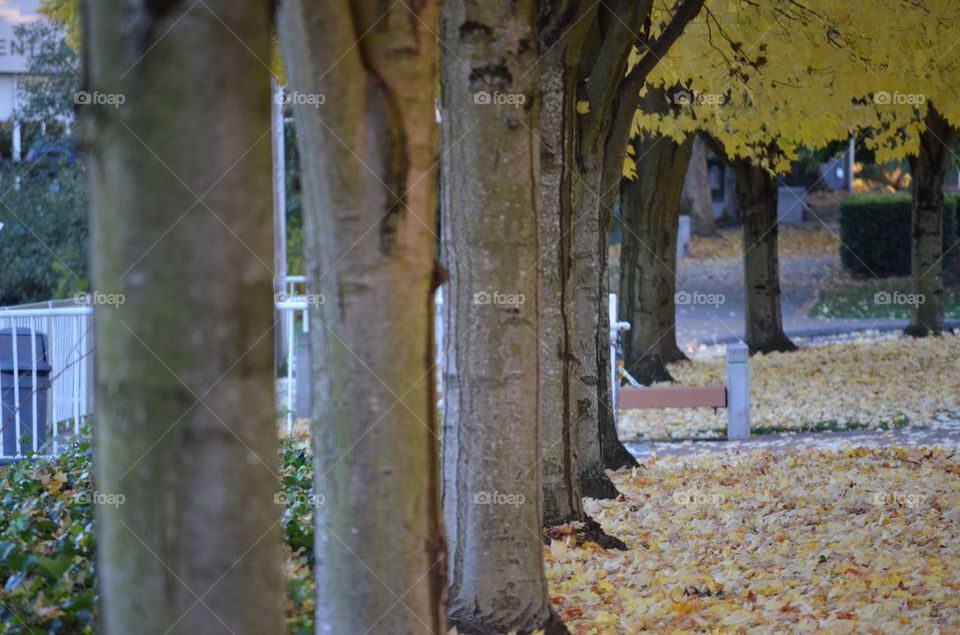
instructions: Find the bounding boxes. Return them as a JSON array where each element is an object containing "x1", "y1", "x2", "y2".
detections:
[{"x1": 630, "y1": 0, "x2": 960, "y2": 173}]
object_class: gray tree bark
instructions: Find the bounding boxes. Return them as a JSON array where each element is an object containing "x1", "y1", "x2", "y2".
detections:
[
  {"x1": 440, "y1": 1, "x2": 564, "y2": 632},
  {"x1": 572, "y1": 0, "x2": 705, "y2": 486},
  {"x1": 906, "y1": 105, "x2": 959, "y2": 337},
  {"x1": 619, "y1": 134, "x2": 694, "y2": 385},
  {"x1": 733, "y1": 160, "x2": 797, "y2": 354},
  {"x1": 684, "y1": 134, "x2": 716, "y2": 236},
  {"x1": 537, "y1": 44, "x2": 587, "y2": 524},
  {"x1": 278, "y1": 0, "x2": 445, "y2": 632},
  {"x1": 82, "y1": 2, "x2": 283, "y2": 633},
  {"x1": 723, "y1": 162, "x2": 740, "y2": 221}
]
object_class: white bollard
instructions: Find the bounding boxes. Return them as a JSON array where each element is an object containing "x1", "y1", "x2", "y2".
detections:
[{"x1": 725, "y1": 342, "x2": 750, "y2": 440}]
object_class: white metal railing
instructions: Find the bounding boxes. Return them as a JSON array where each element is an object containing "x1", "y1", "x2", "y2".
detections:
[
  {"x1": 276, "y1": 296, "x2": 308, "y2": 432},
  {"x1": 0, "y1": 305, "x2": 94, "y2": 459}
]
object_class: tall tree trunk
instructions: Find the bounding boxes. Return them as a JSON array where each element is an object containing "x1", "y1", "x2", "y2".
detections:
[
  {"x1": 723, "y1": 162, "x2": 740, "y2": 221},
  {"x1": 440, "y1": 1, "x2": 564, "y2": 632},
  {"x1": 684, "y1": 134, "x2": 716, "y2": 236},
  {"x1": 906, "y1": 105, "x2": 959, "y2": 337},
  {"x1": 538, "y1": 48, "x2": 586, "y2": 524},
  {"x1": 619, "y1": 134, "x2": 694, "y2": 385},
  {"x1": 83, "y1": 2, "x2": 283, "y2": 632},
  {"x1": 733, "y1": 161, "x2": 797, "y2": 354},
  {"x1": 659, "y1": 209, "x2": 689, "y2": 365},
  {"x1": 278, "y1": 1, "x2": 445, "y2": 632},
  {"x1": 569, "y1": 151, "x2": 619, "y2": 499}
]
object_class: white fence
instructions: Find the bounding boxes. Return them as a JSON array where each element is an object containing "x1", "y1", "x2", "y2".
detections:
[{"x1": 0, "y1": 303, "x2": 94, "y2": 459}]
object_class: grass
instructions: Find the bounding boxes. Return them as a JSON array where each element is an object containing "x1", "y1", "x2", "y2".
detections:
[{"x1": 809, "y1": 278, "x2": 960, "y2": 319}]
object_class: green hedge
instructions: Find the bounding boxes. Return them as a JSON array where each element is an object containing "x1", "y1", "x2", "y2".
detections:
[{"x1": 838, "y1": 192, "x2": 958, "y2": 277}]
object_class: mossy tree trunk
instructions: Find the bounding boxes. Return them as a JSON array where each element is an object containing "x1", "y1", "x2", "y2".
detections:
[
  {"x1": 440, "y1": 1, "x2": 564, "y2": 632},
  {"x1": 82, "y1": 2, "x2": 283, "y2": 632},
  {"x1": 278, "y1": 0, "x2": 445, "y2": 631},
  {"x1": 733, "y1": 160, "x2": 797, "y2": 354},
  {"x1": 906, "y1": 105, "x2": 959, "y2": 337},
  {"x1": 619, "y1": 134, "x2": 694, "y2": 385}
]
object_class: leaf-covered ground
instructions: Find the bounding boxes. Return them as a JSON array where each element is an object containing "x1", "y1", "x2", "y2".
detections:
[
  {"x1": 546, "y1": 446, "x2": 960, "y2": 633},
  {"x1": 618, "y1": 334, "x2": 960, "y2": 440},
  {"x1": 6, "y1": 425, "x2": 959, "y2": 633}
]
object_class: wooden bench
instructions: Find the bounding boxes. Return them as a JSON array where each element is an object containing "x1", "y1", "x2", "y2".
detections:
[{"x1": 610, "y1": 294, "x2": 750, "y2": 440}]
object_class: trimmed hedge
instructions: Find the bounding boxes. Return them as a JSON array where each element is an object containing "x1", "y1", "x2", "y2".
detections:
[{"x1": 838, "y1": 192, "x2": 958, "y2": 277}]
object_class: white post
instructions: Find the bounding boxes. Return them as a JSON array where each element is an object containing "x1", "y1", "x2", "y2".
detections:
[
  {"x1": 609, "y1": 293, "x2": 618, "y2": 409},
  {"x1": 11, "y1": 323, "x2": 21, "y2": 456},
  {"x1": 29, "y1": 324, "x2": 38, "y2": 454},
  {"x1": 12, "y1": 75, "x2": 20, "y2": 162},
  {"x1": 726, "y1": 342, "x2": 750, "y2": 440}
]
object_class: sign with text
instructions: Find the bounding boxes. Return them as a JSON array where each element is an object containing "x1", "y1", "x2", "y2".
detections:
[{"x1": 0, "y1": 1, "x2": 43, "y2": 74}]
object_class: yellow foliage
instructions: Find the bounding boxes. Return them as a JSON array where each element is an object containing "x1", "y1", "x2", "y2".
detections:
[{"x1": 634, "y1": 0, "x2": 960, "y2": 170}]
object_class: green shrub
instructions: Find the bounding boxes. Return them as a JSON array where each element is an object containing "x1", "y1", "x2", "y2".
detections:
[
  {"x1": 0, "y1": 433, "x2": 316, "y2": 633},
  {"x1": 838, "y1": 192, "x2": 958, "y2": 277}
]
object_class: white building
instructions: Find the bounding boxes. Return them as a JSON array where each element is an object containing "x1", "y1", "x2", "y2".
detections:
[{"x1": 0, "y1": 0, "x2": 45, "y2": 160}]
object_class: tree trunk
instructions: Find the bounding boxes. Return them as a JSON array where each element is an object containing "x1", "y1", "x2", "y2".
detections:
[
  {"x1": 569, "y1": 152, "x2": 619, "y2": 499},
  {"x1": 684, "y1": 134, "x2": 716, "y2": 236},
  {"x1": 440, "y1": 1, "x2": 564, "y2": 632},
  {"x1": 278, "y1": 1, "x2": 445, "y2": 632},
  {"x1": 723, "y1": 162, "x2": 740, "y2": 221},
  {"x1": 906, "y1": 105, "x2": 959, "y2": 337},
  {"x1": 659, "y1": 209, "x2": 690, "y2": 366},
  {"x1": 619, "y1": 135, "x2": 693, "y2": 385},
  {"x1": 734, "y1": 161, "x2": 797, "y2": 354},
  {"x1": 82, "y1": 2, "x2": 283, "y2": 633},
  {"x1": 537, "y1": 49, "x2": 586, "y2": 524}
]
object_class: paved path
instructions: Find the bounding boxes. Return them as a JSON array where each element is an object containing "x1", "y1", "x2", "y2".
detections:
[{"x1": 674, "y1": 249, "x2": 960, "y2": 347}]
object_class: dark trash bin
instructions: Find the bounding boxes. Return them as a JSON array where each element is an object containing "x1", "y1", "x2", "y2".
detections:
[{"x1": 1, "y1": 328, "x2": 52, "y2": 456}]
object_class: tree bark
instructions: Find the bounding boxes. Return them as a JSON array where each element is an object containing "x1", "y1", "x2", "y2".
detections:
[
  {"x1": 440, "y1": 2, "x2": 564, "y2": 633},
  {"x1": 684, "y1": 134, "x2": 716, "y2": 236},
  {"x1": 906, "y1": 105, "x2": 959, "y2": 337},
  {"x1": 569, "y1": 148, "x2": 619, "y2": 499},
  {"x1": 572, "y1": 0, "x2": 704, "y2": 482},
  {"x1": 537, "y1": 46, "x2": 587, "y2": 524},
  {"x1": 723, "y1": 162, "x2": 740, "y2": 221},
  {"x1": 82, "y1": 2, "x2": 283, "y2": 633},
  {"x1": 278, "y1": 1, "x2": 445, "y2": 632},
  {"x1": 733, "y1": 160, "x2": 797, "y2": 354},
  {"x1": 619, "y1": 134, "x2": 694, "y2": 385}
]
